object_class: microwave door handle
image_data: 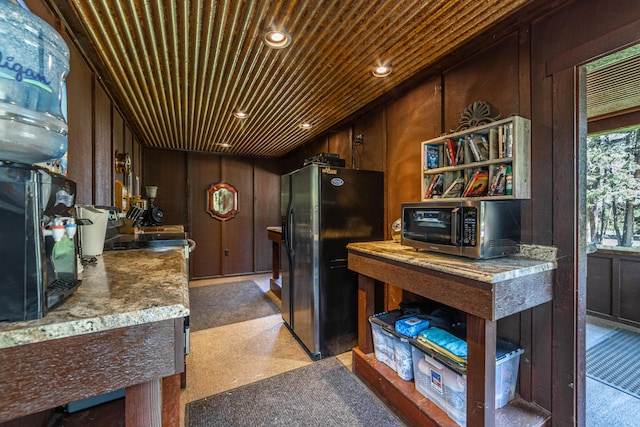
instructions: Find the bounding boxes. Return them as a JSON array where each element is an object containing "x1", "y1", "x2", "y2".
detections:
[{"x1": 450, "y1": 207, "x2": 460, "y2": 246}]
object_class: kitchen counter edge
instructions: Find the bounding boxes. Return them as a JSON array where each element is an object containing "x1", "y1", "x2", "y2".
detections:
[
  {"x1": 0, "y1": 247, "x2": 189, "y2": 349},
  {"x1": 347, "y1": 241, "x2": 557, "y2": 283}
]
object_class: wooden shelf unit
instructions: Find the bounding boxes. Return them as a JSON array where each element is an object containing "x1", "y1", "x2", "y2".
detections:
[
  {"x1": 421, "y1": 116, "x2": 531, "y2": 202},
  {"x1": 347, "y1": 242, "x2": 552, "y2": 427}
]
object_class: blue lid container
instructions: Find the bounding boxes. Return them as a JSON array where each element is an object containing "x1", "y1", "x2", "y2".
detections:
[{"x1": 0, "y1": 0, "x2": 69, "y2": 164}]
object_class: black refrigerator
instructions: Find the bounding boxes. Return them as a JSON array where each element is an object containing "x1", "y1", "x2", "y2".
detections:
[{"x1": 281, "y1": 164, "x2": 383, "y2": 359}]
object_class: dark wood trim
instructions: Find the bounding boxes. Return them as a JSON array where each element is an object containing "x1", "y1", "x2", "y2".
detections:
[
  {"x1": 550, "y1": 66, "x2": 584, "y2": 427},
  {"x1": 588, "y1": 108, "x2": 640, "y2": 133},
  {"x1": 546, "y1": 18, "x2": 640, "y2": 75}
]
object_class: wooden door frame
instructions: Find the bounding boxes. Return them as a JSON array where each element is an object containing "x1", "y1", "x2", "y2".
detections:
[{"x1": 546, "y1": 20, "x2": 640, "y2": 427}]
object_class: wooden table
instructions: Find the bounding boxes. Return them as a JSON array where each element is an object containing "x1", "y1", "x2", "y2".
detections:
[
  {"x1": 267, "y1": 226, "x2": 283, "y2": 298},
  {"x1": 0, "y1": 247, "x2": 189, "y2": 426},
  {"x1": 347, "y1": 241, "x2": 555, "y2": 427}
]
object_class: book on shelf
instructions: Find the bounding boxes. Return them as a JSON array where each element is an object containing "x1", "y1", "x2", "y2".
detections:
[
  {"x1": 424, "y1": 174, "x2": 443, "y2": 199},
  {"x1": 462, "y1": 170, "x2": 489, "y2": 197},
  {"x1": 445, "y1": 139, "x2": 457, "y2": 166},
  {"x1": 488, "y1": 164, "x2": 506, "y2": 196},
  {"x1": 455, "y1": 138, "x2": 465, "y2": 165},
  {"x1": 442, "y1": 177, "x2": 465, "y2": 198},
  {"x1": 487, "y1": 165, "x2": 504, "y2": 196},
  {"x1": 489, "y1": 128, "x2": 498, "y2": 159},
  {"x1": 505, "y1": 122, "x2": 514, "y2": 158},
  {"x1": 478, "y1": 134, "x2": 490, "y2": 160},
  {"x1": 497, "y1": 123, "x2": 514, "y2": 158},
  {"x1": 425, "y1": 145, "x2": 439, "y2": 169},
  {"x1": 467, "y1": 134, "x2": 485, "y2": 162}
]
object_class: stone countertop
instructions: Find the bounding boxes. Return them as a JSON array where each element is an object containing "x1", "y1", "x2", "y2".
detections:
[
  {"x1": 347, "y1": 240, "x2": 557, "y2": 283},
  {"x1": 0, "y1": 247, "x2": 189, "y2": 349}
]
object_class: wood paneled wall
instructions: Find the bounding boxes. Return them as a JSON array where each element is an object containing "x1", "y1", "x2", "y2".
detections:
[
  {"x1": 587, "y1": 250, "x2": 640, "y2": 326},
  {"x1": 281, "y1": 1, "x2": 640, "y2": 424},
  {"x1": 142, "y1": 149, "x2": 281, "y2": 279}
]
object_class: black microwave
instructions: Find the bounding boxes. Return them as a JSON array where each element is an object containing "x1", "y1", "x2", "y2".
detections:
[{"x1": 401, "y1": 200, "x2": 521, "y2": 259}]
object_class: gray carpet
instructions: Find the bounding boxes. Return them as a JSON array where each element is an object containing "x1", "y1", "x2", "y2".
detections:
[
  {"x1": 189, "y1": 280, "x2": 279, "y2": 332},
  {"x1": 186, "y1": 357, "x2": 405, "y2": 427},
  {"x1": 586, "y1": 328, "x2": 640, "y2": 399}
]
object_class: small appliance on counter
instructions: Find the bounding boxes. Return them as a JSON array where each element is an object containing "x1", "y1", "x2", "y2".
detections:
[
  {"x1": 76, "y1": 205, "x2": 109, "y2": 257},
  {"x1": 303, "y1": 152, "x2": 346, "y2": 167},
  {"x1": 0, "y1": 162, "x2": 81, "y2": 322},
  {"x1": 401, "y1": 200, "x2": 521, "y2": 259},
  {"x1": 141, "y1": 185, "x2": 165, "y2": 226}
]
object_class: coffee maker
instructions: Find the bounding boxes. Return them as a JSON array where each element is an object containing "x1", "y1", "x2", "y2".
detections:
[{"x1": 0, "y1": 162, "x2": 81, "y2": 322}]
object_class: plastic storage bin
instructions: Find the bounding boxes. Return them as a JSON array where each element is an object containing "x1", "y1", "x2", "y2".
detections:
[
  {"x1": 411, "y1": 339, "x2": 524, "y2": 427},
  {"x1": 369, "y1": 310, "x2": 414, "y2": 381},
  {"x1": 411, "y1": 346, "x2": 448, "y2": 414},
  {"x1": 0, "y1": 0, "x2": 70, "y2": 164}
]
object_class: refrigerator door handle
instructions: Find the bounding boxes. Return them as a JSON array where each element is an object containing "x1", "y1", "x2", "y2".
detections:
[{"x1": 285, "y1": 208, "x2": 294, "y2": 256}]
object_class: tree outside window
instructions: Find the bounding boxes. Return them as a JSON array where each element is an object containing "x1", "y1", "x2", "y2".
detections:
[{"x1": 587, "y1": 128, "x2": 640, "y2": 248}]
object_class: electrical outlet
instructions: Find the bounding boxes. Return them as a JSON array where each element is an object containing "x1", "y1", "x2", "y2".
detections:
[{"x1": 224, "y1": 249, "x2": 230, "y2": 256}]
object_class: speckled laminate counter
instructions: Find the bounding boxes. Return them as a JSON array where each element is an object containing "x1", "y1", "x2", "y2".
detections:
[
  {"x1": 347, "y1": 240, "x2": 557, "y2": 283},
  {"x1": 0, "y1": 247, "x2": 189, "y2": 349}
]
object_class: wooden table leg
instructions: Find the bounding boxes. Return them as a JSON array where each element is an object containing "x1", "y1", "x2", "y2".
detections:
[
  {"x1": 125, "y1": 379, "x2": 162, "y2": 427},
  {"x1": 162, "y1": 374, "x2": 181, "y2": 427},
  {"x1": 358, "y1": 273, "x2": 376, "y2": 353},
  {"x1": 467, "y1": 314, "x2": 497, "y2": 427}
]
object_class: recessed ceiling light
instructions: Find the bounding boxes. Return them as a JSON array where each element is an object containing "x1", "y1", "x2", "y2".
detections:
[
  {"x1": 217, "y1": 142, "x2": 232, "y2": 148},
  {"x1": 372, "y1": 63, "x2": 394, "y2": 78},
  {"x1": 263, "y1": 29, "x2": 292, "y2": 49},
  {"x1": 299, "y1": 122, "x2": 313, "y2": 130},
  {"x1": 232, "y1": 109, "x2": 248, "y2": 119}
]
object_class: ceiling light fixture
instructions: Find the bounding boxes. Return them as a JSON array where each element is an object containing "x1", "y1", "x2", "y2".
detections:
[
  {"x1": 298, "y1": 122, "x2": 313, "y2": 130},
  {"x1": 232, "y1": 109, "x2": 248, "y2": 119},
  {"x1": 372, "y1": 63, "x2": 394, "y2": 78},
  {"x1": 263, "y1": 29, "x2": 292, "y2": 49},
  {"x1": 217, "y1": 142, "x2": 232, "y2": 148}
]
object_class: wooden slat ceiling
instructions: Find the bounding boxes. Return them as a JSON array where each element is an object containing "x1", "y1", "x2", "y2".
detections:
[{"x1": 50, "y1": 0, "x2": 535, "y2": 157}]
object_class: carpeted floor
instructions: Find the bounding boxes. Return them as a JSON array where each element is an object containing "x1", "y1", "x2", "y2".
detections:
[
  {"x1": 185, "y1": 356, "x2": 405, "y2": 427},
  {"x1": 189, "y1": 280, "x2": 280, "y2": 331},
  {"x1": 586, "y1": 328, "x2": 640, "y2": 399}
]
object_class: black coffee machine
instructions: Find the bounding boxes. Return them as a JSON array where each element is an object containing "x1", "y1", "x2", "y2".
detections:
[{"x1": 0, "y1": 162, "x2": 81, "y2": 322}]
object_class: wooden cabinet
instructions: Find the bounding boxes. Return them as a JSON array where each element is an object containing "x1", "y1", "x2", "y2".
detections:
[
  {"x1": 347, "y1": 241, "x2": 553, "y2": 427},
  {"x1": 421, "y1": 116, "x2": 530, "y2": 201}
]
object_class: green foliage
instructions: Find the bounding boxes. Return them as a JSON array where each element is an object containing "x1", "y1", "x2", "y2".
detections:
[{"x1": 586, "y1": 129, "x2": 640, "y2": 246}]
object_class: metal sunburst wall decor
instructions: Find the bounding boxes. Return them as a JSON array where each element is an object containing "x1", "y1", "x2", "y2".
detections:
[{"x1": 454, "y1": 101, "x2": 502, "y2": 132}]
